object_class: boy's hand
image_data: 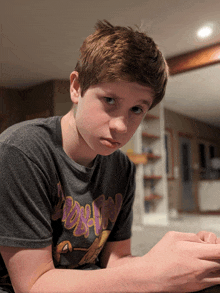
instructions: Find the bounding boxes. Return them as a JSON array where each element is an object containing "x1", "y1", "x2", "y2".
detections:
[
  {"x1": 197, "y1": 231, "x2": 218, "y2": 244},
  {"x1": 140, "y1": 231, "x2": 220, "y2": 292},
  {"x1": 197, "y1": 231, "x2": 220, "y2": 245}
]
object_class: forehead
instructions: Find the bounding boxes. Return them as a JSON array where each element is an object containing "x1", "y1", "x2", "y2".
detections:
[
  {"x1": 92, "y1": 81, "x2": 154, "y2": 105},
  {"x1": 93, "y1": 81, "x2": 154, "y2": 100}
]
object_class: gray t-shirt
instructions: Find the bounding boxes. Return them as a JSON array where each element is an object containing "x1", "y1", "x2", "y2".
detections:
[{"x1": 0, "y1": 116, "x2": 135, "y2": 291}]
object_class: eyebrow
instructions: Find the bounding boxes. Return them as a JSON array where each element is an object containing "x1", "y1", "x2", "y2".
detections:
[
  {"x1": 105, "y1": 93, "x2": 151, "y2": 108},
  {"x1": 138, "y1": 99, "x2": 151, "y2": 108}
]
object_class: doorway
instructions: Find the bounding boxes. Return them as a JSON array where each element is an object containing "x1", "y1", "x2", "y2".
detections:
[{"x1": 179, "y1": 136, "x2": 196, "y2": 212}]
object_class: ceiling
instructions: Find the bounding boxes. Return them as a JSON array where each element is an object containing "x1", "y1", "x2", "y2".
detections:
[{"x1": 0, "y1": 0, "x2": 220, "y2": 127}]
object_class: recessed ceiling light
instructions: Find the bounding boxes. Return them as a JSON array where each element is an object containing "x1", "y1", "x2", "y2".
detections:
[{"x1": 197, "y1": 25, "x2": 213, "y2": 39}]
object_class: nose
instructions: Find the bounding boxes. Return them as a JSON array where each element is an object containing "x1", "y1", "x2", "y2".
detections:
[{"x1": 109, "y1": 116, "x2": 128, "y2": 133}]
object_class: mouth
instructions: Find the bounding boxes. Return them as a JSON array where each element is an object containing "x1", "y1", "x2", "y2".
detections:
[{"x1": 100, "y1": 138, "x2": 121, "y2": 149}]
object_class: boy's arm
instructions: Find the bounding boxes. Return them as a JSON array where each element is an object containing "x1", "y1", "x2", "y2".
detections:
[
  {"x1": 2, "y1": 231, "x2": 220, "y2": 293},
  {"x1": 99, "y1": 238, "x2": 136, "y2": 268},
  {"x1": 0, "y1": 244, "x2": 144, "y2": 293},
  {"x1": 100, "y1": 231, "x2": 220, "y2": 269}
]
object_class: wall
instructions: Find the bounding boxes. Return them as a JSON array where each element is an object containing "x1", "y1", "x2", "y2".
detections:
[
  {"x1": 53, "y1": 80, "x2": 72, "y2": 116},
  {"x1": 22, "y1": 81, "x2": 54, "y2": 120},
  {"x1": 0, "y1": 87, "x2": 24, "y2": 132},
  {"x1": 165, "y1": 108, "x2": 220, "y2": 212},
  {"x1": 0, "y1": 80, "x2": 72, "y2": 135},
  {"x1": 165, "y1": 108, "x2": 220, "y2": 142},
  {"x1": 0, "y1": 81, "x2": 55, "y2": 133}
]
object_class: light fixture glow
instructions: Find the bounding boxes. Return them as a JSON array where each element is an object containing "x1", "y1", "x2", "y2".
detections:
[{"x1": 197, "y1": 25, "x2": 213, "y2": 39}]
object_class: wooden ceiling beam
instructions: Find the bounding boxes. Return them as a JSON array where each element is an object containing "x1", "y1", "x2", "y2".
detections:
[{"x1": 166, "y1": 42, "x2": 220, "y2": 76}]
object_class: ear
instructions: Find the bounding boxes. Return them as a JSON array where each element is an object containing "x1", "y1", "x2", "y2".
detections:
[{"x1": 70, "y1": 71, "x2": 81, "y2": 104}]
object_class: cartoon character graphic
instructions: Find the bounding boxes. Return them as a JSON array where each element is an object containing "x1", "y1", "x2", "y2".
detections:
[
  {"x1": 52, "y1": 182, "x2": 121, "y2": 269},
  {"x1": 53, "y1": 240, "x2": 73, "y2": 265},
  {"x1": 77, "y1": 230, "x2": 111, "y2": 266},
  {"x1": 54, "y1": 230, "x2": 111, "y2": 268},
  {"x1": 51, "y1": 182, "x2": 65, "y2": 221}
]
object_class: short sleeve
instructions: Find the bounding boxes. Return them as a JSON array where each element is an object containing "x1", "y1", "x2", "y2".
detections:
[
  {"x1": 108, "y1": 160, "x2": 136, "y2": 242},
  {"x1": 0, "y1": 143, "x2": 53, "y2": 248}
]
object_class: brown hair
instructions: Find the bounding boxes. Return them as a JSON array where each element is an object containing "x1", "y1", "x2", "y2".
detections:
[{"x1": 75, "y1": 20, "x2": 169, "y2": 110}]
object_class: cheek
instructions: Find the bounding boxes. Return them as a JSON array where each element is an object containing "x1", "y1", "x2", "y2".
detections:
[
  {"x1": 124, "y1": 120, "x2": 143, "y2": 142},
  {"x1": 76, "y1": 106, "x2": 109, "y2": 133},
  {"x1": 128, "y1": 117, "x2": 142, "y2": 133}
]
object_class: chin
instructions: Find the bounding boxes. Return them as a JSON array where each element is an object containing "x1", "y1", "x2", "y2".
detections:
[
  {"x1": 97, "y1": 147, "x2": 119, "y2": 157},
  {"x1": 98, "y1": 150, "x2": 116, "y2": 157},
  {"x1": 89, "y1": 139, "x2": 121, "y2": 156}
]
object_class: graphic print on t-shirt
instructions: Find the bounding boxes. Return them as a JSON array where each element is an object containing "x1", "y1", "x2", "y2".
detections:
[
  {"x1": 53, "y1": 230, "x2": 111, "y2": 268},
  {"x1": 52, "y1": 182, "x2": 122, "y2": 268}
]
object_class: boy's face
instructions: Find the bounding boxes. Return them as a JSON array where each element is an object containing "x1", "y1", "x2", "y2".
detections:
[{"x1": 70, "y1": 73, "x2": 154, "y2": 158}]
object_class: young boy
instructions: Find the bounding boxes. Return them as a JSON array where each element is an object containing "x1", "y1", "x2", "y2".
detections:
[{"x1": 0, "y1": 20, "x2": 220, "y2": 293}]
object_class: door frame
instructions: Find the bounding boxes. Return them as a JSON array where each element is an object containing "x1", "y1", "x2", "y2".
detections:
[{"x1": 178, "y1": 132, "x2": 199, "y2": 213}]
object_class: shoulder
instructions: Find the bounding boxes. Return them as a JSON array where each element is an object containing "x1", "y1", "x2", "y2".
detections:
[
  {"x1": 0, "y1": 117, "x2": 60, "y2": 152},
  {"x1": 0, "y1": 116, "x2": 61, "y2": 167},
  {"x1": 0, "y1": 116, "x2": 60, "y2": 143}
]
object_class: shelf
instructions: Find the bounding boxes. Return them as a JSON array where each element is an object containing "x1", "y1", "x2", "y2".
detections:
[
  {"x1": 132, "y1": 103, "x2": 169, "y2": 226},
  {"x1": 144, "y1": 175, "x2": 162, "y2": 180},
  {"x1": 144, "y1": 194, "x2": 163, "y2": 201},
  {"x1": 127, "y1": 152, "x2": 161, "y2": 164},
  {"x1": 144, "y1": 153, "x2": 161, "y2": 160},
  {"x1": 144, "y1": 113, "x2": 159, "y2": 120},
  {"x1": 127, "y1": 153, "x2": 148, "y2": 165},
  {"x1": 142, "y1": 132, "x2": 160, "y2": 139}
]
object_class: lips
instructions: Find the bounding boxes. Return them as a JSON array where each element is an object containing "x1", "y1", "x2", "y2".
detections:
[{"x1": 100, "y1": 138, "x2": 121, "y2": 148}]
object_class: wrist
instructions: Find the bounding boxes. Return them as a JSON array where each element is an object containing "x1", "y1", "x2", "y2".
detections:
[{"x1": 118, "y1": 256, "x2": 163, "y2": 293}]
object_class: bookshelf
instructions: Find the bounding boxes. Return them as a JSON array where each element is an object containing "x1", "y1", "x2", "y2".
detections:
[
  {"x1": 122, "y1": 102, "x2": 169, "y2": 228},
  {"x1": 141, "y1": 103, "x2": 169, "y2": 225}
]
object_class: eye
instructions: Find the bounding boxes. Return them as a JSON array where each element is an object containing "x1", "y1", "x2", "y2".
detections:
[
  {"x1": 131, "y1": 106, "x2": 143, "y2": 114},
  {"x1": 104, "y1": 97, "x2": 116, "y2": 105}
]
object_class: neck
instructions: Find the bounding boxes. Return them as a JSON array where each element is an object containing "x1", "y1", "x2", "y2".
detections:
[{"x1": 61, "y1": 111, "x2": 97, "y2": 167}]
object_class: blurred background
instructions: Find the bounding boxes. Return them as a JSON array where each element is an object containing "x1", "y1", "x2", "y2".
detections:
[{"x1": 1, "y1": 0, "x2": 220, "y2": 253}]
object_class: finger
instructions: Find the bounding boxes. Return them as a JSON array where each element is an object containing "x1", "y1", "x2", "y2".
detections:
[
  {"x1": 202, "y1": 274, "x2": 220, "y2": 285},
  {"x1": 200, "y1": 282, "x2": 220, "y2": 293},
  {"x1": 217, "y1": 238, "x2": 220, "y2": 244},
  {"x1": 180, "y1": 242, "x2": 220, "y2": 260},
  {"x1": 207, "y1": 233, "x2": 218, "y2": 244},
  {"x1": 197, "y1": 231, "x2": 218, "y2": 244},
  {"x1": 165, "y1": 231, "x2": 203, "y2": 243},
  {"x1": 198, "y1": 244, "x2": 220, "y2": 260},
  {"x1": 192, "y1": 270, "x2": 220, "y2": 292},
  {"x1": 200, "y1": 259, "x2": 220, "y2": 272}
]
